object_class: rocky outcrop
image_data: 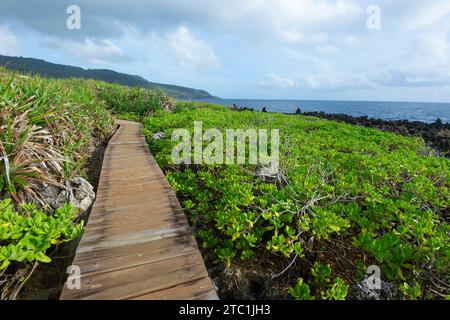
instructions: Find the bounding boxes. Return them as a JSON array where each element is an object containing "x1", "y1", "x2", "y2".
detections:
[
  {"x1": 213, "y1": 265, "x2": 275, "y2": 300},
  {"x1": 152, "y1": 132, "x2": 165, "y2": 140},
  {"x1": 347, "y1": 278, "x2": 404, "y2": 300},
  {"x1": 41, "y1": 177, "x2": 95, "y2": 214}
]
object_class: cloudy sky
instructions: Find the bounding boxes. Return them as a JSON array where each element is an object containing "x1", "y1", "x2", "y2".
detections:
[{"x1": 1, "y1": 0, "x2": 450, "y2": 102}]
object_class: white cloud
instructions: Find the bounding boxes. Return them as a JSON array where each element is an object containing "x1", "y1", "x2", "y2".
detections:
[
  {"x1": 148, "y1": 0, "x2": 362, "y2": 45},
  {"x1": 263, "y1": 0, "x2": 362, "y2": 44},
  {"x1": 405, "y1": 0, "x2": 450, "y2": 30},
  {"x1": 70, "y1": 39, "x2": 126, "y2": 64},
  {"x1": 300, "y1": 73, "x2": 374, "y2": 90},
  {"x1": 272, "y1": 0, "x2": 361, "y2": 24},
  {"x1": 147, "y1": 25, "x2": 222, "y2": 69},
  {"x1": 41, "y1": 38, "x2": 126, "y2": 65},
  {"x1": 383, "y1": 26, "x2": 450, "y2": 88},
  {"x1": 414, "y1": 31, "x2": 450, "y2": 66},
  {"x1": 282, "y1": 49, "x2": 332, "y2": 70},
  {"x1": 263, "y1": 73, "x2": 298, "y2": 88},
  {"x1": 370, "y1": 68, "x2": 450, "y2": 88},
  {"x1": 261, "y1": 72, "x2": 374, "y2": 91},
  {"x1": 164, "y1": 26, "x2": 221, "y2": 68},
  {"x1": 0, "y1": 25, "x2": 18, "y2": 56},
  {"x1": 342, "y1": 35, "x2": 359, "y2": 46},
  {"x1": 316, "y1": 44, "x2": 340, "y2": 55}
]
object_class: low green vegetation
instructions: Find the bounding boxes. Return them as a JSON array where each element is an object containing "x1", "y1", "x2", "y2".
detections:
[
  {"x1": 144, "y1": 104, "x2": 449, "y2": 300},
  {"x1": 0, "y1": 199, "x2": 83, "y2": 271},
  {"x1": 0, "y1": 199, "x2": 84, "y2": 299},
  {"x1": 96, "y1": 83, "x2": 174, "y2": 117}
]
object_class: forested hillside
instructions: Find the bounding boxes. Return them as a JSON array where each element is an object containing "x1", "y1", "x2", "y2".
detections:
[{"x1": 0, "y1": 55, "x2": 215, "y2": 99}]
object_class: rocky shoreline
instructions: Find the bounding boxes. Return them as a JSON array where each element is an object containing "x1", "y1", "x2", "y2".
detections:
[
  {"x1": 299, "y1": 111, "x2": 450, "y2": 157},
  {"x1": 231, "y1": 104, "x2": 450, "y2": 156}
]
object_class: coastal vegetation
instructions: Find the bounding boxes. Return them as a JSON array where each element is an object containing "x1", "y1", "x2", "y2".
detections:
[
  {"x1": 96, "y1": 82, "x2": 174, "y2": 117},
  {"x1": 0, "y1": 68, "x2": 115, "y2": 298},
  {"x1": 301, "y1": 111, "x2": 450, "y2": 157},
  {"x1": 144, "y1": 103, "x2": 449, "y2": 300}
]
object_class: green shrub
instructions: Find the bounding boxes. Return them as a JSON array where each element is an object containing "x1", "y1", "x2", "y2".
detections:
[
  {"x1": 323, "y1": 278, "x2": 349, "y2": 300},
  {"x1": 0, "y1": 199, "x2": 83, "y2": 270},
  {"x1": 96, "y1": 83, "x2": 173, "y2": 116},
  {"x1": 0, "y1": 199, "x2": 83, "y2": 299},
  {"x1": 289, "y1": 278, "x2": 314, "y2": 300}
]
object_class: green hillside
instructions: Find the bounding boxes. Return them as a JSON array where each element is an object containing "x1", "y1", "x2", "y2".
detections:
[{"x1": 0, "y1": 55, "x2": 216, "y2": 99}]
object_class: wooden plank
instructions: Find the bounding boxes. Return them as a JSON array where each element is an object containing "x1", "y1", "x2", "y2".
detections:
[
  {"x1": 74, "y1": 233, "x2": 198, "y2": 263},
  {"x1": 131, "y1": 277, "x2": 219, "y2": 300},
  {"x1": 60, "y1": 120, "x2": 217, "y2": 300},
  {"x1": 63, "y1": 253, "x2": 208, "y2": 300},
  {"x1": 74, "y1": 246, "x2": 199, "y2": 278}
]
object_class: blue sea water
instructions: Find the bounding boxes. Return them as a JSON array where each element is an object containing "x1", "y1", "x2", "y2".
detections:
[{"x1": 197, "y1": 99, "x2": 450, "y2": 124}]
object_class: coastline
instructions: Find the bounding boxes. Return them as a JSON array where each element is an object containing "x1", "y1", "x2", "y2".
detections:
[
  {"x1": 199, "y1": 98, "x2": 450, "y2": 124},
  {"x1": 298, "y1": 111, "x2": 450, "y2": 157},
  {"x1": 225, "y1": 102, "x2": 449, "y2": 157}
]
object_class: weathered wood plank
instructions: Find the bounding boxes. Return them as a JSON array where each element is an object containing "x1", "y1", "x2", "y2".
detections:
[
  {"x1": 131, "y1": 277, "x2": 219, "y2": 300},
  {"x1": 63, "y1": 253, "x2": 208, "y2": 300}
]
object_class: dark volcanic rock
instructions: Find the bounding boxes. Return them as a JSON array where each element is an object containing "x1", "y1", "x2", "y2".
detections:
[{"x1": 347, "y1": 278, "x2": 404, "y2": 300}]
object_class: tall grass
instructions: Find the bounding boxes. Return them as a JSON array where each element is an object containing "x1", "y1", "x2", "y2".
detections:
[
  {"x1": 95, "y1": 82, "x2": 174, "y2": 117},
  {"x1": 0, "y1": 69, "x2": 114, "y2": 204}
]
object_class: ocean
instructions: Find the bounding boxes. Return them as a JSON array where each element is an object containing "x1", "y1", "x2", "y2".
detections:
[{"x1": 197, "y1": 99, "x2": 450, "y2": 124}]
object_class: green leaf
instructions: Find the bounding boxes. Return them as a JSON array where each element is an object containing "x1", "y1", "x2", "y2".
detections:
[{"x1": 34, "y1": 252, "x2": 52, "y2": 263}]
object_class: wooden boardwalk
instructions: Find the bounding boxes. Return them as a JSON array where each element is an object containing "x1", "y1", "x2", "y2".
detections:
[{"x1": 60, "y1": 120, "x2": 218, "y2": 300}]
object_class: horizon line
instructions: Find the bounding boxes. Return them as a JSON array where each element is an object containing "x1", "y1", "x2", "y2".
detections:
[{"x1": 197, "y1": 97, "x2": 450, "y2": 105}]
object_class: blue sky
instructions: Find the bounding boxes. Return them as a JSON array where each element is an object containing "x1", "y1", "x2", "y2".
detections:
[{"x1": 1, "y1": 0, "x2": 450, "y2": 102}]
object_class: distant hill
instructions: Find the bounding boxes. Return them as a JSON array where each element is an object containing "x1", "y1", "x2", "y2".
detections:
[{"x1": 0, "y1": 55, "x2": 216, "y2": 99}]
